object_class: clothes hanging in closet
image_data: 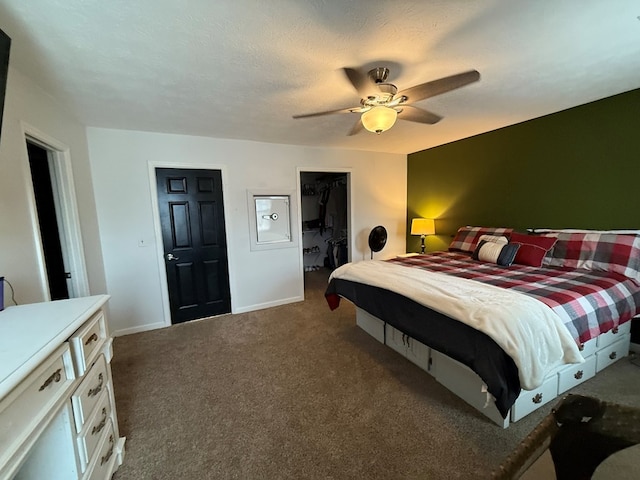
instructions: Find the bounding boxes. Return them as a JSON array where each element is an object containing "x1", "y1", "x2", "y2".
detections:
[
  {"x1": 318, "y1": 187, "x2": 331, "y2": 234},
  {"x1": 325, "y1": 182, "x2": 346, "y2": 240}
]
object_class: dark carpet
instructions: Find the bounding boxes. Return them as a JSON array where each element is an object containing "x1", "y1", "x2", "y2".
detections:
[{"x1": 111, "y1": 268, "x2": 640, "y2": 479}]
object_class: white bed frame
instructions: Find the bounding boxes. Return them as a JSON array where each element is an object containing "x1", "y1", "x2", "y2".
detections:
[{"x1": 355, "y1": 307, "x2": 633, "y2": 428}]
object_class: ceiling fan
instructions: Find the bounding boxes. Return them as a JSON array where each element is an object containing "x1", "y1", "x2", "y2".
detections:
[{"x1": 292, "y1": 67, "x2": 480, "y2": 135}]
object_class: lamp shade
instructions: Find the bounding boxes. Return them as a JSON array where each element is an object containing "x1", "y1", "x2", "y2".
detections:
[
  {"x1": 361, "y1": 106, "x2": 397, "y2": 134},
  {"x1": 411, "y1": 218, "x2": 435, "y2": 236}
]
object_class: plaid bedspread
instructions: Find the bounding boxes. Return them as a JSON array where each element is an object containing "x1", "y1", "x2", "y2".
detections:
[{"x1": 388, "y1": 252, "x2": 640, "y2": 344}]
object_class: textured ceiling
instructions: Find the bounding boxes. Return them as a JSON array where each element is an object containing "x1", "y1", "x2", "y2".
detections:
[{"x1": 0, "y1": 0, "x2": 639, "y2": 154}]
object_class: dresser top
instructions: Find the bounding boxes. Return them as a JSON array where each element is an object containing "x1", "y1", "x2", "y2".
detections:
[{"x1": 0, "y1": 295, "x2": 110, "y2": 399}]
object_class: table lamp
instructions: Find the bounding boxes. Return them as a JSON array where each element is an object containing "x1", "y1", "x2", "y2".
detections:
[{"x1": 411, "y1": 218, "x2": 435, "y2": 254}]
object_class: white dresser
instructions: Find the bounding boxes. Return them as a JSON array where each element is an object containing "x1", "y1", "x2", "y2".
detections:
[{"x1": 0, "y1": 295, "x2": 125, "y2": 480}]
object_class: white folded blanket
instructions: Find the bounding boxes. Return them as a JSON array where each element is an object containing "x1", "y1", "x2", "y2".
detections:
[{"x1": 330, "y1": 260, "x2": 584, "y2": 389}]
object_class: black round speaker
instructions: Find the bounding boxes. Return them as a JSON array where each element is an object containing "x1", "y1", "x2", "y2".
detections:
[{"x1": 368, "y1": 225, "x2": 387, "y2": 255}]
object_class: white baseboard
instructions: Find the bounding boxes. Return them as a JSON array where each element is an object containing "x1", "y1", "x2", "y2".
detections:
[
  {"x1": 112, "y1": 296, "x2": 304, "y2": 335},
  {"x1": 629, "y1": 342, "x2": 640, "y2": 354},
  {"x1": 232, "y1": 295, "x2": 303, "y2": 314},
  {"x1": 112, "y1": 321, "x2": 167, "y2": 337}
]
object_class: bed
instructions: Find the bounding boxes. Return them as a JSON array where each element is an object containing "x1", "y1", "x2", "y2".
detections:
[{"x1": 325, "y1": 227, "x2": 640, "y2": 427}]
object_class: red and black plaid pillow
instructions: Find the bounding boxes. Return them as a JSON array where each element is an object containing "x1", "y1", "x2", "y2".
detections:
[
  {"x1": 538, "y1": 231, "x2": 640, "y2": 283},
  {"x1": 448, "y1": 226, "x2": 513, "y2": 253}
]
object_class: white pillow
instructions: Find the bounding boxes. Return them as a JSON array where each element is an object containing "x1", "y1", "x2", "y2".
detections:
[
  {"x1": 478, "y1": 234, "x2": 508, "y2": 244},
  {"x1": 476, "y1": 241, "x2": 504, "y2": 263},
  {"x1": 472, "y1": 240, "x2": 520, "y2": 266}
]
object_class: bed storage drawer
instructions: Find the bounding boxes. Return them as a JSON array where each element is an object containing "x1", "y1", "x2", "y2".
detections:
[
  {"x1": 558, "y1": 356, "x2": 596, "y2": 394},
  {"x1": 597, "y1": 321, "x2": 631, "y2": 349},
  {"x1": 510, "y1": 375, "x2": 558, "y2": 422},
  {"x1": 384, "y1": 324, "x2": 432, "y2": 374},
  {"x1": 596, "y1": 334, "x2": 630, "y2": 373},
  {"x1": 432, "y1": 350, "x2": 507, "y2": 427},
  {"x1": 355, "y1": 308, "x2": 384, "y2": 343},
  {"x1": 385, "y1": 324, "x2": 406, "y2": 356},
  {"x1": 578, "y1": 337, "x2": 598, "y2": 358},
  {"x1": 405, "y1": 336, "x2": 432, "y2": 374}
]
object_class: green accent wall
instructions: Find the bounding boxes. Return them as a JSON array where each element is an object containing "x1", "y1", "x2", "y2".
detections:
[{"x1": 407, "y1": 88, "x2": 640, "y2": 253}]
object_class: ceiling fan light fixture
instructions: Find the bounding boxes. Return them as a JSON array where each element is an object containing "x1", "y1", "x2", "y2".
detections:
[{"x1": 361, "y1": 106, "x2": 397, "y2": 134}]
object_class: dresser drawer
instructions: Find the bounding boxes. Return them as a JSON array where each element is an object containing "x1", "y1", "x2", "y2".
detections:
[
  {"x1": 77, "y1": 387, "x2": 112, "y2": 472},
  {"x1": 597, "y1": 321, "x2": 631, "y2": 349},
  {"x1": 596, "y1": 334, "x2": 630, "y2": 373},
  {"x1": 558, "y1": 356, "x2": 596, "y2": 394},
  {"x1": 69, "y1": 309, "x2": 107, "y2": 377},
  {"x1": 0, "y1": 344, "x2": 75, "y2": 469},
  {"x1": 71, "y1": 354, "x2": 108, "y2": 433},
  {"x1": 88, "y1": 420, "x2": 116, "y2": 480},
  {"x1": 511, "y1": 375, "x2": 558, "y2": 422}
]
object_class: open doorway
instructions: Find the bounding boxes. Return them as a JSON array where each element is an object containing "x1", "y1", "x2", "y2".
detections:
[
  {"x1": 300, "y1": 171, "x2": 350, "y2": 292},
  {"x1": 23, "y1": 127, "x2": 90, "y2": 301},
  {"x1": 27, "y1": 141, "x2": 69, "y2": 299}
]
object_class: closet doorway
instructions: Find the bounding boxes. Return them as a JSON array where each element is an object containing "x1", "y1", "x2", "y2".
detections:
[{"x1": 299, "y1": 171, "x2": 350, "y2": 291}]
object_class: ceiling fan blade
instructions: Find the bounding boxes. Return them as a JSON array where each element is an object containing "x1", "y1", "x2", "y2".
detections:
[
  {"x1": 347, "y1": 118, "x2": 364, "y2": 136},
  {"x1": 397, "y1": 105, "x2": 443, "y2": 125},
  {"x1": 397, "y1": 69, "x2": 480, "y2": 104},
  {"x1": 292, "y1": 106, "x2": 359, "y2": 119},
  {"x1": 343, "y1": 67, "x2": 378, "y2": 98}
]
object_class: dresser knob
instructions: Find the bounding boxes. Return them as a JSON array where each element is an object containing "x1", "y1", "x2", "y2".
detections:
[{"x1": 532, "y1": 393, "x2": 543, "y2": 404}]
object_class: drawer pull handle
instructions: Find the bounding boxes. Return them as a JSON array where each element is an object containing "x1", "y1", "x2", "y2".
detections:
[
  {"x1": 88, "y1": 373, "x2": 104, "y2": 397},
  {"x1": 609, "y1": 351, "x2": 617, "y2": 360},
  {"x1": 92, "y1": 408, "x2": 108, "y2": 435},
  {"x1": 100, "y1": 435, "x2": 114, "y2": 466},
  {"x1": 532, "y1": 393, "x2": 543, "y2": 404},
  {"x1": 574, "y1": 370, "x2": 584, "y2": 380},
  {"x1": 39, "y1": 368, "x2": 62, "y2": 391},
  {"x1": 578, "y1": 343, "x2": 585, "y2": 351},
  {"x1": 85, "y1": 333, "x2": 99, "y2": 345},
  {"x1": 612, "y1": 327, "x2": 619, "y2": 334}
]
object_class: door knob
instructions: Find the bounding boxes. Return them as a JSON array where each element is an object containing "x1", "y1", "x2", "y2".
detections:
[{"x1": 166, "y1": 253, "x2": 179, "y2": 261}]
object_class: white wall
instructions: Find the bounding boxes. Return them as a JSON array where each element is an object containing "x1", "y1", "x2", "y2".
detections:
[
  {"x1": 0, "y1": 67, "x2": 107, "y2": 304},
  {"x1": 86, "y1": 128, "x2": 407, "y2": 336}
]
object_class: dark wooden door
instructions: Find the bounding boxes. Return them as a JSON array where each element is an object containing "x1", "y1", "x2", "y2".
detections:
[{"x1": 156, "y1": 168, "x2": 231, "y2": 323}]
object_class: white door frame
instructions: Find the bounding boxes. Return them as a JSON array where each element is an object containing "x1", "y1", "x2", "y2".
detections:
[
  {"x1": 148, "y1": 161, "x2": 235, "y2": 327},
  {"x1": 296, "y1": 167, "x2": 353, "y2": 295},
  {"x1": 20, "y1": 122, "x2": 90, "y2": 299}
]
